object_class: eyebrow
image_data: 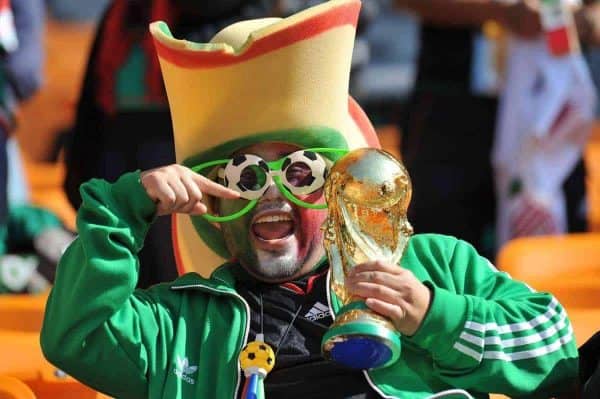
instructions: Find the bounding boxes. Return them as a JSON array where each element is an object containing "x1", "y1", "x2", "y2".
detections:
[{"x1": 243, "y1": 150, "x2": 297, "y2": 158}]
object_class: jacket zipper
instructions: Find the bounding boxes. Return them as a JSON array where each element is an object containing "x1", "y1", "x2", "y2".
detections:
[{"x1": 171, "y1": 283, "x2": 251, "y2": 399}]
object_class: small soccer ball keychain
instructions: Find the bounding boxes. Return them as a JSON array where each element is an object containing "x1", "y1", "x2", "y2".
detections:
[{"x1": 239, "y1": 333, "x2": 275, "y2": 399}]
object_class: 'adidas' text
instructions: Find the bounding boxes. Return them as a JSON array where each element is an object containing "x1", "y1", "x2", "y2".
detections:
[
  {"x1": 174, "y1": 356, "x2": 197, "y2": 385},
  {"x1": 304, "y1": 302, "x2": 331, "y2": 321}
]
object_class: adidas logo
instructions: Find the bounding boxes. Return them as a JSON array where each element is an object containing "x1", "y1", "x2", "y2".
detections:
[
  {"x1": 174, "y1": 356, "x2": 197, "y2": 385},
  {"x1": 304, "y1": 302, "x2": 331, "y2": 321}
]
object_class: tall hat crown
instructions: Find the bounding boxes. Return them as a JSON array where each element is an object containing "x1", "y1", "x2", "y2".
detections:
[{"x1": 150, "y1": 0, "x2": 379, "y2": 277}]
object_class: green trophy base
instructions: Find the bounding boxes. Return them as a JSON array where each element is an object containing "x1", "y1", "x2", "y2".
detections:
[{"x1": 321, "y1": 301, "x2": 401, "y2": 369}]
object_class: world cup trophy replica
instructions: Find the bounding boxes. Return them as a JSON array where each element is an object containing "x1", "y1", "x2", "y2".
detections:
[{"x1": 321, "y1": 148, "x2": 413, "y2": 369}]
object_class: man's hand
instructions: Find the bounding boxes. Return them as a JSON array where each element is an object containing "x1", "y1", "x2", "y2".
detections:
[
  {"x1": 502, "y1": 0, "x2": 542, "y2": 39},
  {"x1": 140, "y1": 164, "x2": 240, "y2": 216},
  {"x1": 345, "y1": 261, "x2": 432, "y2": 336},
  {"x1": 576, "y1": 3, "x2": 600, "y2": 46}
]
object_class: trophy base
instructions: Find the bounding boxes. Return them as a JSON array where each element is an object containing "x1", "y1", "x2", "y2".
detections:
[{"x1": 322, "y1": 305, "x2": 401, "y2": 369}]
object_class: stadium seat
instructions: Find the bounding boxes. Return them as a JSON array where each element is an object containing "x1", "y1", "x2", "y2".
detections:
[
  {"x1": 0, "y1": 294, "x2": 47, "y2": 333},
  {"x1": 586, "y1": 133, "x2": 600, "y2": 232},
  {"x1": 0, "y1": 329, "x2": 106, "y2": 398},
  {"x1": 497, "y1": 234, "x2": 600, "y2": 345},
  {"x1": 0, "y1": 294, "x2": 110, "y2": 398},
  {"x1": 0, "y1": 375, "x2": 35, "y2": 399}
]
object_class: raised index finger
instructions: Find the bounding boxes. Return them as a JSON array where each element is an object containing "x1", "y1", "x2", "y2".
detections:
[{"x1": 192, "y1": 173, "x2": 240, "y2": 199}]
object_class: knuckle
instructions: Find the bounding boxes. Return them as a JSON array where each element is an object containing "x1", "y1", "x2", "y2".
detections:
[
  {"x1": 392, "y1": 307, "x2": 405, "y2": 320},
  {"x1": 179, "y1": 190, "x2": 190, "y2": 203},
  {"x1": 165, "y1": 193, "x2": 177, "y2": 207},
  {"x1": 142, "y1": 173, "x2": 159, "y2": 186},
  {"x1": 182, "y1": 203, "x2": 196, "y2": 214},
  {"x1": 168, "y1": 164, "x2": 183, "y2": 175},
  {"x1": 189, "y1": 190, "x2": 203, "y2": 202},
  {"x1": 394, "y1": 290, "x2": 405, "y2": 304},
  {"x1": 373, "y1": 271, "x2": 391, "y2": 284},
  {"x1": 369, "y1": 272, "x2": 382, "y2": 283},
  {"x1": 373, "y1": 285, "x2": 385, "y2": 296}
]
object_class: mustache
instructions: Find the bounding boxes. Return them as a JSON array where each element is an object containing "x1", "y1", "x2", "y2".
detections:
[{"x1": 253, "y1": 200, "x2": 294, "y2": 216}]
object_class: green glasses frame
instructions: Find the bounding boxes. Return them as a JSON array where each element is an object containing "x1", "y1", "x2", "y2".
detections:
[{"x1": 191, "y1": 147, "x2": 348, "y2": 222}]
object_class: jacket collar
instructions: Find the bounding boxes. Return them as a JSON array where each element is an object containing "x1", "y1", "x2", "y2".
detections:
[
  {"x1": 170, "y1": 257, "x2": 330, "y2": 293},
  {"x1": 170, "y1": 262, "x2": 238, "y2": 293}
]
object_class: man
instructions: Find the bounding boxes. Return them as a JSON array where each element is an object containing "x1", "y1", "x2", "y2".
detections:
[{"x1": 42, "y1": 1, "x2": 578, "y2": 398}]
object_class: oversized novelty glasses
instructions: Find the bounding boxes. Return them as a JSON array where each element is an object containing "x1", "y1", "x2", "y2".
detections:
[{"x1": 191, "y1": 148, "x2": 348, "y2": 222}]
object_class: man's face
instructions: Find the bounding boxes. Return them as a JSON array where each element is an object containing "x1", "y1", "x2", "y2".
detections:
[{"x1": 216, "y1": 142, "x2": 327, "y2": 282}]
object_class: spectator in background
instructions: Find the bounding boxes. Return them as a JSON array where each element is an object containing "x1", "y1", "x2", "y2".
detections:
[
  {"x1": 0, "y1": 0, "x2": 71, "y2": 295},
  {"x1": 46, "y1": 0, "x2": 111, "y2": 22},
  {"x1": 395, "y1": 0, "x2": 600, "y2": 258},
  {"x1": 63, "y1": 0, "x2": 278, "y2": 288},
  {"x1": 0, "y1": 202, "x2": 75, "y2": 294},
  {"x1": 0, "y1": 0, "x2": 44, "y2": 259}
]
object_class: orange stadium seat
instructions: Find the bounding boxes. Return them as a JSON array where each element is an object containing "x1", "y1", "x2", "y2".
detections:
[
  {"x1": 586, "y1": 132, "x2": 600, "y2": 233},
  {"x1": 0, "y1": 376, "x2": 35, "y2": 399},
  {"x1": 0, "y1": 293, "x2": 110, "y2": 398},
  {"x1": 0, "y1": 329, "x2": 109, "y2": 399},
  {"x1": 0, "y1": 294, "x2": 47, "y2": 333},
  {"x1": 497, "y1": 234, "x2": 600, "y2": 345},
  {"x1": 22, "y1": 159, "x2": 76, "y2": 232}
]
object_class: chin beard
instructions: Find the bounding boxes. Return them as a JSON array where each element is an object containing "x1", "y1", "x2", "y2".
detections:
[
  {"x1": 236, "y1": 238, "x2": 308, "y2": 282},
  {"x1": 247, "y1": 247, "x2": 302, "y2": 281}
]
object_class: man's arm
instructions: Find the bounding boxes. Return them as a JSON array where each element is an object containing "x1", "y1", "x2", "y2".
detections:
[
  {"x1": 394, "y1": 0, "x2": 542, "y2": 38},
  {"x1": 410, "y1": 238, "x2": 578, "y2": 397},
  {"x1": 41, "y1": 172, "x2": 174, "y2": 399},
  {"x1": 575, "y1": 3, "x2": 600, "y2": 45},
  {"x1": 348, "y1": 236, "x2": 578, "y2": 397},
  {"x1": 5, "y1": 0, "x2": 44, "y2": 101},
  {"x1": 395, "y1": 0, "x2": 507, "y2": 25},
  {"x1": 41, "y1": 166, "x2": 240, "y2": 398}
]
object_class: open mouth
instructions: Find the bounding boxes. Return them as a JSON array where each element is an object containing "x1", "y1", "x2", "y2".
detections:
[{"x1": 252, "y1": 212, "x2": 295, "y2": 241}]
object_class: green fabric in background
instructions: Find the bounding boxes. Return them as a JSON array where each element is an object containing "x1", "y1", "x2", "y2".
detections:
[
  {"x1": 0, "y1": 224, "x2": 6, "y2": 256},
  {"x1": 5, "y1": 204, "x2": 62, "y2": 252}
]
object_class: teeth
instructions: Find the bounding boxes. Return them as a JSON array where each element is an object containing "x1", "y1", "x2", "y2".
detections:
[{"x1": 255, "y1": 214, "x2": 292, "y2": 224}]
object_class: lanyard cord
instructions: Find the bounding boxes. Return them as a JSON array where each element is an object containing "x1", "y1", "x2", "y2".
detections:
[
  {"x1": 259, "y1": 293, "x2": 304, "y2": 358},
  {"x1": 260, "y1": 291, "x2": 264, "y2": 336}
]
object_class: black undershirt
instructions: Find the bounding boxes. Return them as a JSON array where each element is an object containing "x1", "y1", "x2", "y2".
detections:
[{"x1": 234, "y1": 265, "x2": 380, "y2": 399}]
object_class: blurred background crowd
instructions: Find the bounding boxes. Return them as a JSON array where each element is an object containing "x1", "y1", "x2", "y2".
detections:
[{"x1": 1, "y1": 0, "x2": 600, "y2": 397}]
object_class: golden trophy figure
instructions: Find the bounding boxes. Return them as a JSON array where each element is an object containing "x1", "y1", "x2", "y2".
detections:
[{"x1": 321, "y1": 148, "x2": 413, "y2": 369}]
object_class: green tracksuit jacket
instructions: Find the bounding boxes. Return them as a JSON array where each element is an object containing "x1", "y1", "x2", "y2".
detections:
[{"x1": 40, "y1": 172, "x2": 579, "y2": 399}]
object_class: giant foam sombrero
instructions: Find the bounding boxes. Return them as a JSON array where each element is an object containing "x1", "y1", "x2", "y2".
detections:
[{"x1": 150, "y1": 0, "x2": 380, "y2": 277}]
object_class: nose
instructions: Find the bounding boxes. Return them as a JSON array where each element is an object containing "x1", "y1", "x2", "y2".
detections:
[{"x1": 261, "y1": 181, "x2": 284, "y2": 201}]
